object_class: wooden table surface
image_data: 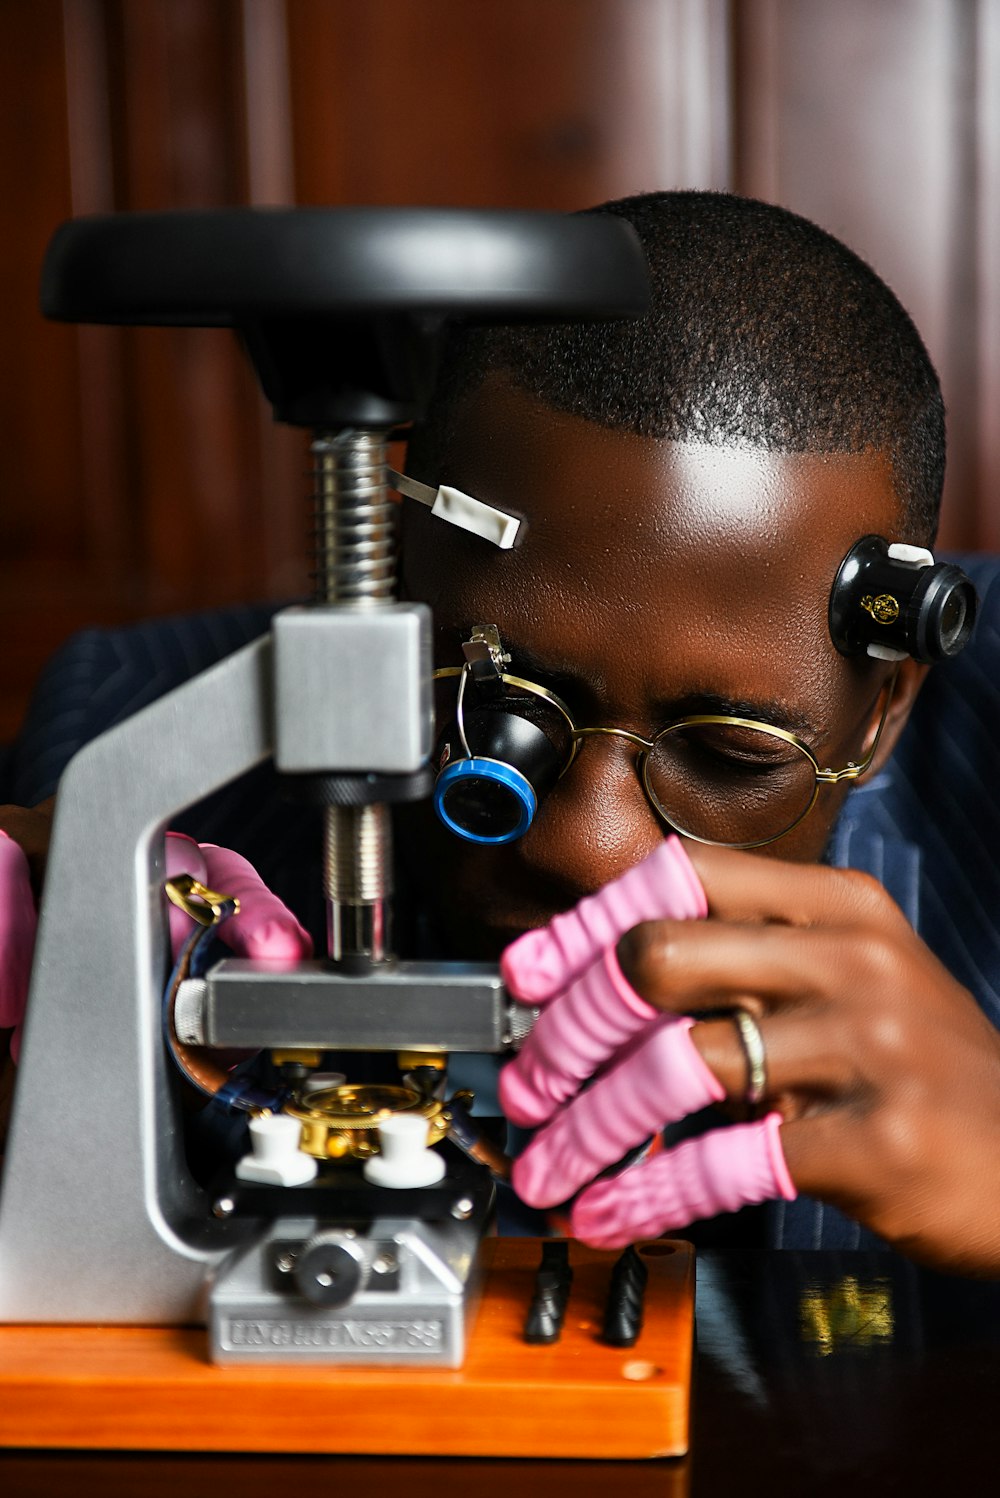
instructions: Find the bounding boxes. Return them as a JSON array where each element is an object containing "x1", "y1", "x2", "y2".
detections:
[
  {"x1": 4, "y1": 1247, "x2": 1000, "y2": 1496},
  {"x1": 0, "y1": 1238, "x2": 694, "y2": 1463}
]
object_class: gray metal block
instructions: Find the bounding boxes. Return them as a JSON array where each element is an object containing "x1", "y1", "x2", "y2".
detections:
[
  {"x1": 0, "y1": 639, "x2": 275, "y2": 1323},
  {"x1": 210, "y1": 1212, "x2": 489, "y2": 1367},
  {"x1": 203, "y1": 957, "x2": 523, "y2": 1052},
  {"x1": 272, "y1": 604, "x2": 431, "y2": 772}
]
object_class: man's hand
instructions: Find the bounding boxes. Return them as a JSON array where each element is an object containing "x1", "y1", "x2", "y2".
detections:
[
  {"x1": 501, "y1": 841, "x2": 1000, "y2": 1277},
  {"x1": 164, "y1": 834, "x2": 313, "y2": 961},
  {"x1": 499, "y1": 836, "x2": 706, "y2": 1122},
  {"x1": 0, "y1": 798, "x2": 54, "y2": 1064},
  {"x1": 0, "y1": 811, "x2": 312, "y2": 1068},
  {"x1": 0, "y1": 798, "x2": 54, "y2": 897}
]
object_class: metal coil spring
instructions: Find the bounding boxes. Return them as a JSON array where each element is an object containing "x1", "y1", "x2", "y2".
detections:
[{"x1": 310, "y1": 429, "x2": 396, "y2": 605}]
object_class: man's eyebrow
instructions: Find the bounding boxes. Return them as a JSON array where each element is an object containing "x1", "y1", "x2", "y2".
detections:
[
  {"x1": 497, "y1": 639, "x2": 605, "y2": 709},
  {"x1": 499, "y1": 638, "x2": 821, "y2": 740},
  {"x1": 664, "y1": 691, "x2": 821, "y2": 739},
  {"x1": 501, "y1": 641, "x2": 583, "y2": 696}
]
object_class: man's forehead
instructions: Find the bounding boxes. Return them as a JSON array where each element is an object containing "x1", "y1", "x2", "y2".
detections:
[
  {"x1": 437, "y1": 379, "x2": 901, "y2": 551},
  {"x1": 403, "y1": 381, "x2": 904, "y2": 723}
]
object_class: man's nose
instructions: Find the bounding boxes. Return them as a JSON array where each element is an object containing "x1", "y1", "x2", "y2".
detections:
[{"x1": 521, "y1": 731, "x2": 666, "y2": 895}]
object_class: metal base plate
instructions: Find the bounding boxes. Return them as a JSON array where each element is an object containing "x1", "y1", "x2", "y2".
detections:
[{"x1": 209, "y1": 1194, "x2": 493, "y2": 1367}]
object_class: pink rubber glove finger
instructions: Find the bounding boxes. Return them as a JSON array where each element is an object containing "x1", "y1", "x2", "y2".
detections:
[
  {"x1": 199, "y1": 843, "x2": 313, "y2": 961},
  {"x1": 500, "y1": 836, "x2": 706, "y2": 1003},
  {"x1": 165, "y1": 833, "x2": 209, "y2": 956},
  {"x1": 511, "y1": 1013, "x2": 725, "y2": 1207},
  {"x1": 501, "y1": 944, "x2": 661, "y2": 1127},
  {"x1": 570, "y1": 1113, "x2": 796, "y2": 1249},
  {"x1": 0, "y1": 832, "x2": 38, "y2": 1063},
  {"x1": 164, "y1": 835, "x2": 313, "y2": 962}
]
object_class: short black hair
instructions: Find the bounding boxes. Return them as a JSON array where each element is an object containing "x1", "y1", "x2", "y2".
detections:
[{"x1": 410, "y1": 190, "x2": 945, "y2": 542}]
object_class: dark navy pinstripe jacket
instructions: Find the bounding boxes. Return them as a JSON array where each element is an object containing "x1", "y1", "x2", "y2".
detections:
[{"x1": 5, "y1": 555, "x2": 999, "y2": 1250}]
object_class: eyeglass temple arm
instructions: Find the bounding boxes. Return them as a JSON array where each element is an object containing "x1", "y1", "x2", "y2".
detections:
[{"x1": 815, "y1": 667, "x2": 899, "y2": 785}]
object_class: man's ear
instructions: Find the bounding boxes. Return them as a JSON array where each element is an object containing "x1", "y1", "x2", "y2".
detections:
[{"x1": 867, "y1": 657, "x2": 931, "y2": 774}]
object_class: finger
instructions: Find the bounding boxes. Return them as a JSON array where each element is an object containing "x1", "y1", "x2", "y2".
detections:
[
  {"x1": 500, "y1": 836, "x2": 705, "y2": 1002},
  {"x1": 510, "y1": 1014, "x2": 724, "y2": 1207},
  {"x1": 569, "y1": 1113, "x2": 795, "y2": 1249},
  {"x1": 0, "y1": 832, "x2": 37, "y2": 1062},
  {"x1": 683, "y1": 841, "x2": 908, "y2": 934},
  {"x1": 500, "y1": 944, "x2": 660, "y2": 1128},
  {"x1": 690, "y1": 1013, "x2": 858, "y2": 1105},
  {"x1": 164, "y1": 832, "x2": 209, "y2": 956},
  {"x1": 776, "y1": 1109, "x2": 877, "y2": 1212},
  {"x1": 616, "y1": 916, "x2": 858, "y2": 1016},
  {"x1": 770, "y1": 1111, "x2": 991, "y2": 1275},
  {"x1": 199, "y1": 844, "x2": 313, "y2": 960}
]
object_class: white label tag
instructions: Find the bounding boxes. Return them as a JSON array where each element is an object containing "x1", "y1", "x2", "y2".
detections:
[
  {"x1": 431, "y1": 485, "x2": 521, "y2": 549},
  {"x1": 389, "y1": 469, "x2": 522, "y2": 549}
]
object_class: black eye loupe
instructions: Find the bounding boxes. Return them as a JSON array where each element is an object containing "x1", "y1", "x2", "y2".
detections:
[
  {"x1": 829, "y1": 535, "x2": 978, "y2": 664},
  {"x1": 433, "y1": 698, "x2": 570, "y2": 844}
]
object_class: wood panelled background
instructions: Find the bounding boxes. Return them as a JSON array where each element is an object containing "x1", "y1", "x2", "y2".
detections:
[{"x1": 1, "y1": 0, "x2": 997, "y2": 742}]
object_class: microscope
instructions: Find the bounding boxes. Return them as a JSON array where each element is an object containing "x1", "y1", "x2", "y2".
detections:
[{"x1": 0, "y1": 207, "x2": 667, "y2": 1377}]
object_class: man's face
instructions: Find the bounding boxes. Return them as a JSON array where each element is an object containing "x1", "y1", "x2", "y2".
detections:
[{"x1": 400, "y1": 377, "x2": 907, "y2": 959}]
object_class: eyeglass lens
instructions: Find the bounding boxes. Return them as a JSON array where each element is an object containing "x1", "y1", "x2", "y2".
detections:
[{"x1": 644, "y1": 722, "x2": 818, "y2": 844}]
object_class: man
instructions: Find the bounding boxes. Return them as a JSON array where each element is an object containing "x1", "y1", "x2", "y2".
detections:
[
  {"x1": 3, "y1": 191, "x2": 1000, "y2": 1272},
  {"x1": 393, "y1": 190, "x2": 1000, "y2": 1272}
]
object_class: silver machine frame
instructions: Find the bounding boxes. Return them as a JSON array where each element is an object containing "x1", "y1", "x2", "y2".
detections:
[
  {"x1": 0, "y1": 610, "x2": 506, "y2": 1363},
  {"x1": 0, "y1": 206, "x2": 649, "y2": 1363}
]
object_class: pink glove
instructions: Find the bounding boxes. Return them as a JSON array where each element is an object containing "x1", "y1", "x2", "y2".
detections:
[
  {"x1": 500, "y1": 840, "x2": 797, "y2": 1244},
  {"x1": 0, "y1": 832, "x2": 38, "y2": 1063},
  {"x1": 570, "y1": 1115, "x2": 796, "y2": 1249},
  {"x1": 501, "y1": 836, "x2": 706, "y2": 1003},
  {"x1": 500, "y1": 838, "x2": 706, "y2": 1128},
  {"x1": 1, "y1": 831, "x2": 310, "y2": 1071},
  {"x1": 165, "y1": 834, "x2": 313, "y2": 962},
  {"x1": 512, "y1": 1012, "x2": 725, "y2": 1205}
]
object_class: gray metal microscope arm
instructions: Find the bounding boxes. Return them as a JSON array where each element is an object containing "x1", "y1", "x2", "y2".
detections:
[{"x1": 0, "y1": 634, "x2": 274, "y2": 1321}]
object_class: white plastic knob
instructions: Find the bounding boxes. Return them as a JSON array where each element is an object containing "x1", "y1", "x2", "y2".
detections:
[
  {"x1": 235, "y1": 1112, "x2": 318, "y2": 1186},
  {"x1": 362, "y1": 1113, "x2": 447, "y2": 1188},
  {"x1": 887, "y1": 541, "x2": 933, "y2": 566}
]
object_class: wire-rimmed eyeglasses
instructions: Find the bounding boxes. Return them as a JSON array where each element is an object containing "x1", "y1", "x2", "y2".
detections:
[{"x1": 433, "y1": 648, "x2": 896, "y2": 850}]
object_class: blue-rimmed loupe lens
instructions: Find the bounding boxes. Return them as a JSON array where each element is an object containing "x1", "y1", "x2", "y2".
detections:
[
  {"x1": 435, "y1": 758, "x2": 537, "y2": 843},
  {"x1": 433, "y1": 699, "x2": 570, "y2": 845}
]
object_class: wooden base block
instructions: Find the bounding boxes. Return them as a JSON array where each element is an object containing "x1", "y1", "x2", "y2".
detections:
[{"x1": 0, "y1": 1237, "x2": 694, "y2": 1460}]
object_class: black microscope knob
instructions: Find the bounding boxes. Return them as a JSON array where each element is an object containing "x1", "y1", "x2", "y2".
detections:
[{"x1": 293, "y1": 1230, "x2": 369, "y2": 1308}]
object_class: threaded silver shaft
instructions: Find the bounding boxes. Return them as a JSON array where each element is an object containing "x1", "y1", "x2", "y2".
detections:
[
  {"x1": 323, "y1": 803, "x2": 391, "y2": 903},
  {"x1": 323, "y1": 803, "x2": 392, "y2": 963}
]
